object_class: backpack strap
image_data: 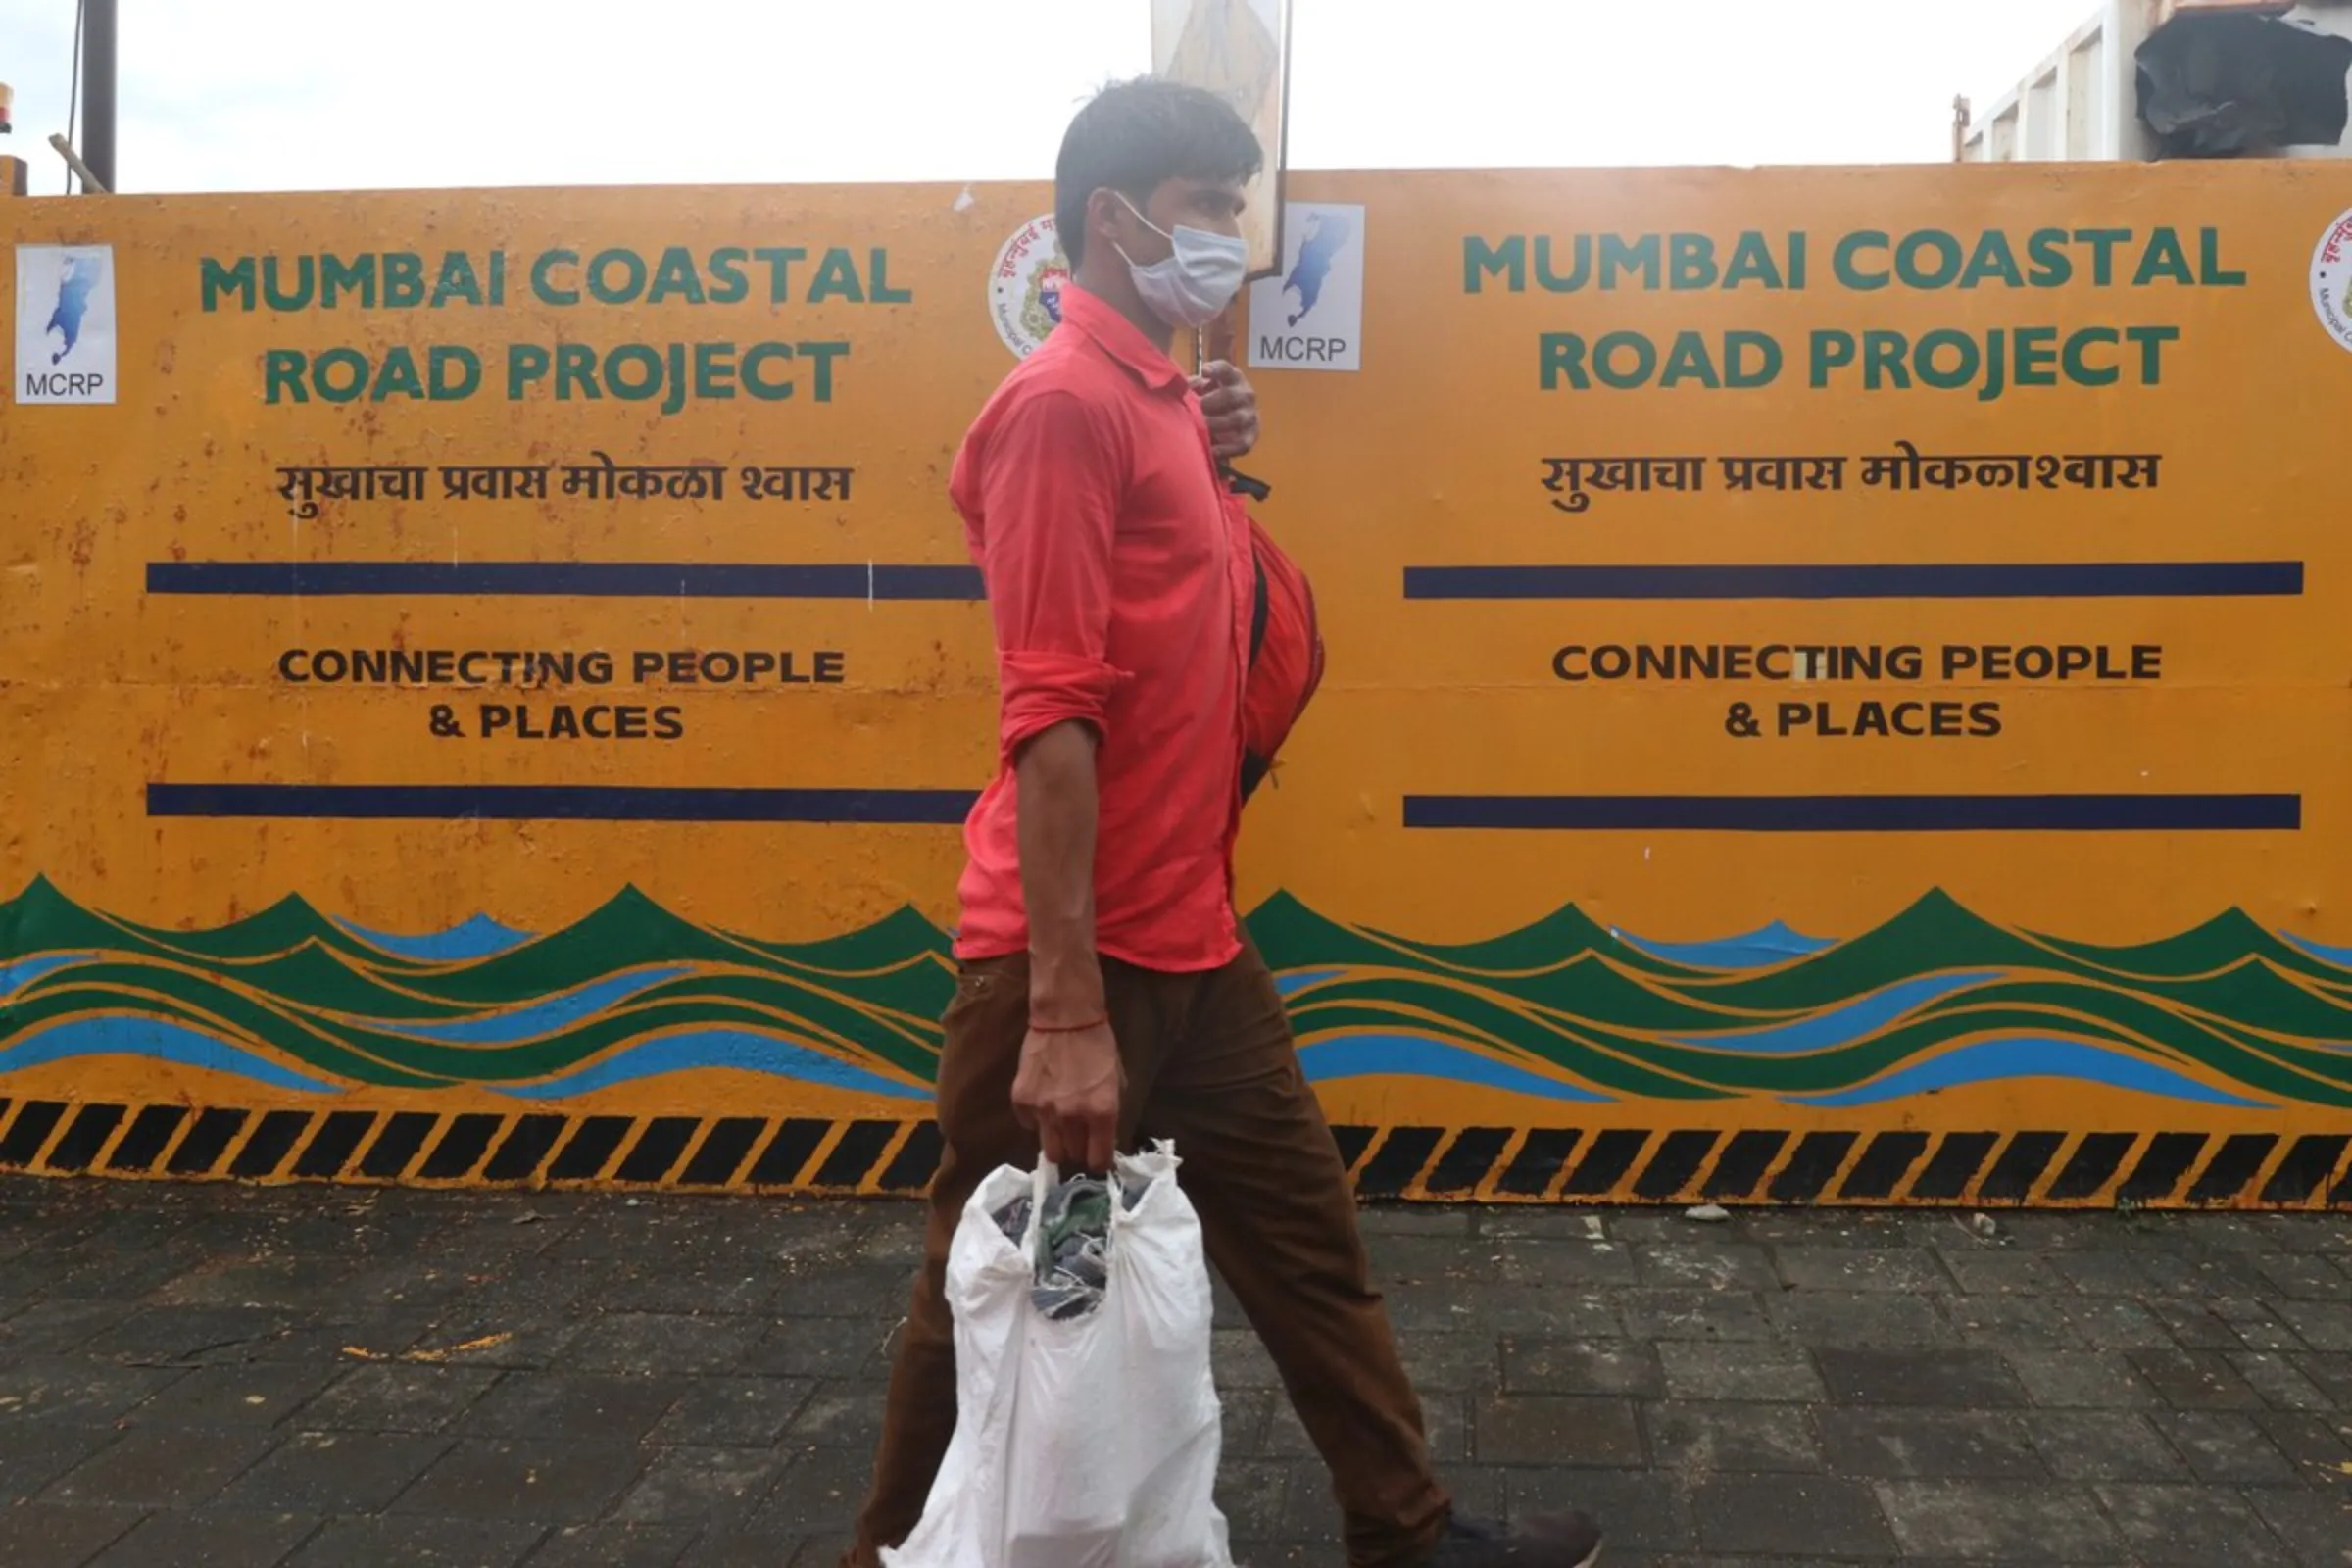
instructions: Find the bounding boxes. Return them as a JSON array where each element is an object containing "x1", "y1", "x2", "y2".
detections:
[
  {"x1": 1240, "y1": 751, "x2": 1270, "y2": 800},
  {"x1": 1222, "y1": 462, "x2": 1272, "y2": 503},
  {"x1": 1249, "y1": 547, "x2": 1270, "y2": 670}
]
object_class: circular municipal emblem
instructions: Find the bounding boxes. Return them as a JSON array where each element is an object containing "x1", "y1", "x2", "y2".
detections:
[
  {"x1": 989, "y1": 214, "x2": 1071, "y2": 358},
  {"x1": 2312, "y1": 208, "x2": 2352, "y2": 354}
]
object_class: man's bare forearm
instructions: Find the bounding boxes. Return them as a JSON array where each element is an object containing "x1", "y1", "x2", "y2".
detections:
[{"x1": 1016, "y1": 720, "x2": 1103, "y2": 1023}]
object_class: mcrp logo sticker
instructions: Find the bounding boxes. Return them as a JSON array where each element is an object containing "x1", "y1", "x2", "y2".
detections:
[
  {"x1": 988, "y1": 215, "x2": 1070, "y2": 359},
  {"x1": 15, "y1": 243, "x2": 119, "y2": 404},
  {"x1": 2313, "y1": 208, "x2": 2352, "y2": 354}
]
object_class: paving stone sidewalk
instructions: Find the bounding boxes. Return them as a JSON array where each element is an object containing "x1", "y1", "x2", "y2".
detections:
[{"x1": 0, "y1": 1176, "x2": 2346, "y2": 1566}]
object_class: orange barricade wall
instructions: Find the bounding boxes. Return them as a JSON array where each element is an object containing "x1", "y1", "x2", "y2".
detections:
[{"x1": 3, "y1": 167, "x2": 2350, "y2": 1206}]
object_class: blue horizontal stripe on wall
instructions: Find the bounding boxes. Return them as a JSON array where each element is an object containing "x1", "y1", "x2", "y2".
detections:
[
  {"x1": 146, "y1": 562, "x2": 988, "y2": 600},
  {"x1": 1401, "y1": 563, "x2": 2305, "y2": 600},
  {"x1": 148, "y1": 785, "x2": 981, "y2": 824},
  {"x1": 1403, "y1": 795, "x2": 2303, "y2": 832}
]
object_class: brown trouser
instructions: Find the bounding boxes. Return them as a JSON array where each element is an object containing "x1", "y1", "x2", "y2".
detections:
[{"x1": 845, "y1": 936, "x2": 1452, "y2": 1568}]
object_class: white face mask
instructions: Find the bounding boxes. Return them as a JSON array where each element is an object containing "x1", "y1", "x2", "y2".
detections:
[{"x1": 1112, "y1": 193, "x2": 1249, "y2": 329}]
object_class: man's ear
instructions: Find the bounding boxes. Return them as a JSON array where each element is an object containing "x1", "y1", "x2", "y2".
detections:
[{"x1": 1085, "y1": 188, "x2": 1127, "y2": 257}]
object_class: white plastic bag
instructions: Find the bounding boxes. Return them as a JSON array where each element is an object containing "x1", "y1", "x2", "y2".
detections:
[{"x1": 883, "y1": 1141, "x2": 1233, "y2": 1568}]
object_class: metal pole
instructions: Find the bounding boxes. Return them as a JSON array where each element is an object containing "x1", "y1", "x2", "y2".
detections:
[{"x1": 82, "y1": 0, "x2": 117, "y2": 193}]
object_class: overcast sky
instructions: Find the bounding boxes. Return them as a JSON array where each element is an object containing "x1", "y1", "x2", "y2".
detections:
[{"x1": 0, "y1": 0, "x2": 2102, "y2": 194}]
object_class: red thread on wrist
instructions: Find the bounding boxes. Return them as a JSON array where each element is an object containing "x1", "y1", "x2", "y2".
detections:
[{"x1": 1029, "y1": 1015, "x2": 1107, "y2": 1035}]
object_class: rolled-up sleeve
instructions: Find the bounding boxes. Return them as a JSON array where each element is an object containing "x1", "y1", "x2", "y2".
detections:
[{"x1": 971, "y1": 388, "x2": 1128, "y2": 762}]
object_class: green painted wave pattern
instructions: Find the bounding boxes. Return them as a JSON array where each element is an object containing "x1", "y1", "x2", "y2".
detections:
[{"x1": 0, "y1": 877, "x2": 2347, "y2": 1107}]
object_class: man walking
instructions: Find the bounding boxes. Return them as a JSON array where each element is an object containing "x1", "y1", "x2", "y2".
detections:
[{"x1": 845, "y1": 77, "x2": 1603, "y2": 1568}]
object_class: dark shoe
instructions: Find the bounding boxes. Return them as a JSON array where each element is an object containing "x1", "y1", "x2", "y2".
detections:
[{"x1": 1422, "y1": 1507, "x2": 1603, "y2": 1566}]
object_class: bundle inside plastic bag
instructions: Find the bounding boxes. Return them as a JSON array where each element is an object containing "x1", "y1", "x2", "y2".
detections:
[
  {"x1": 883, "y1": 1142, "x2": 1233, "y2": 1568},
  {"x1": 990, "y1": 1166, "x2": 1156, "y2": 1322}
]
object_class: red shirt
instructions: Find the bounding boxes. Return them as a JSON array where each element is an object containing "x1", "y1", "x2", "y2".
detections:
[{"x1": 949, "y1": 285, "x2": 1253, "y2": 973}]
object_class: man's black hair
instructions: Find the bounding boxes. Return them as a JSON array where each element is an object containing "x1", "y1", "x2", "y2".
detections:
[{"x1": 1054, "y1": 77, "x2": 1263, "y2": 269}]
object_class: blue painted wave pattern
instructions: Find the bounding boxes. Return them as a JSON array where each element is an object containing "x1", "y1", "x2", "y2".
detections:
[
  {"x1": 1249, "y1": 891, "x2": 2352, "y2": 1111},
  {"x1": 3, "y1": 878, "x2": 2351, "y2": 1110},
  {"x1": 0, "y1": 880, "x2": 949, "y2": 1101},
  {"x1": 334, "y1": 912, "x2": 531, "y2": 963}
]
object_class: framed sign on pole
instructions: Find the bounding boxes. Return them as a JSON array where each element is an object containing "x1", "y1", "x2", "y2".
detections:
[{"x1": 1152, "y1": 0, "x2": 1294, "y2": 281}]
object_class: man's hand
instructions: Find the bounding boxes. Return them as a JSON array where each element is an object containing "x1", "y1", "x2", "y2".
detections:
[
  {"x1": 1011, "y1": 1019, "x2": 1122, "y2": 1171},
  {"x1": 1192, "y1": 360, "x2": 1260, "y2": 460}
]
